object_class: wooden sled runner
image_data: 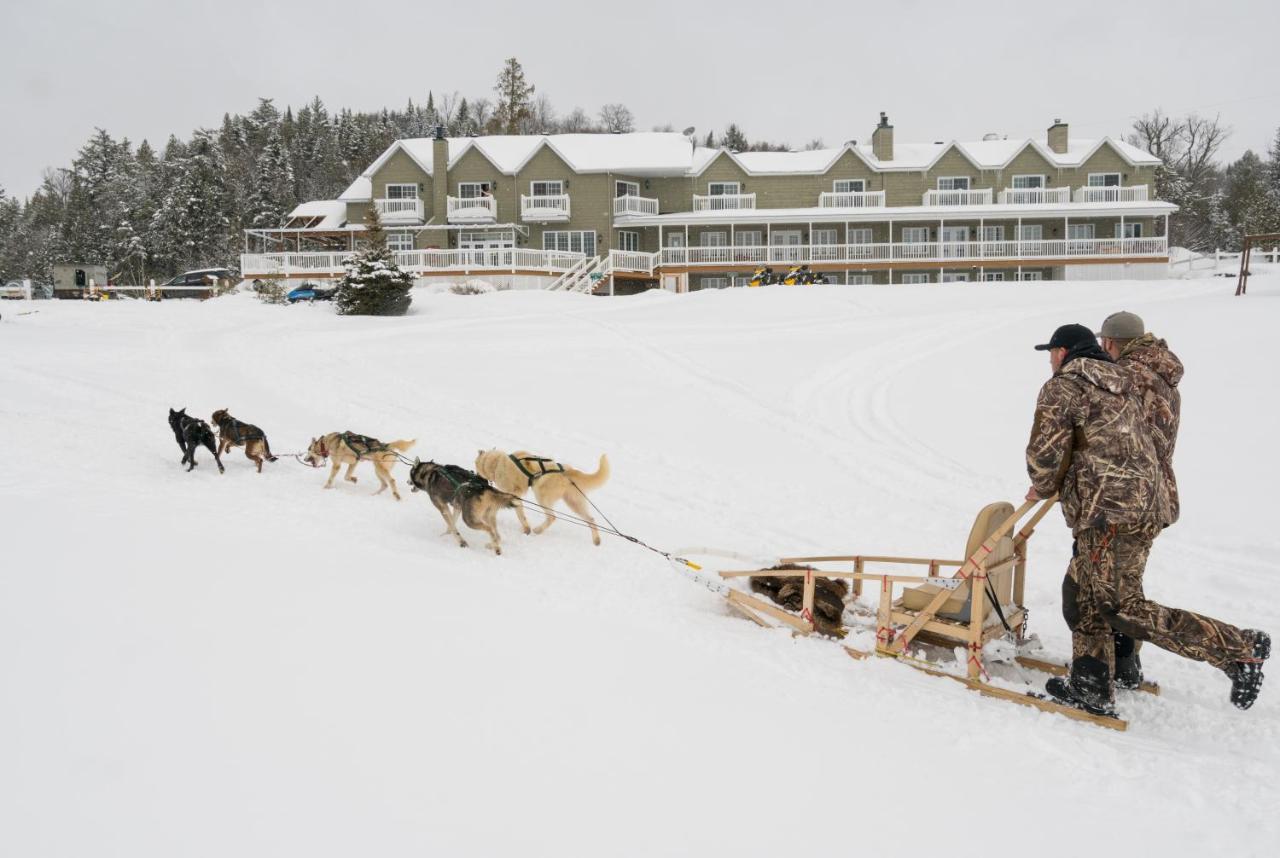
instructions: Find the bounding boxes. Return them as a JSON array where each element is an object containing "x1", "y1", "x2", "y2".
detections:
[{"x1": 720, "y1": 497, "x2": 1149, "y2": 731}]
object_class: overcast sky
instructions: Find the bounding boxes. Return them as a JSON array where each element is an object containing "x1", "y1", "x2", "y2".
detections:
[{"x1": 3, "y1": 0, "x2": 1278, "y2": 199}]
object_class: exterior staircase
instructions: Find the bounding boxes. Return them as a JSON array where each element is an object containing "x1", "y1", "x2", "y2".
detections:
[{"x1": 547, "y1": 255, "x2": 612, "y2": 294}]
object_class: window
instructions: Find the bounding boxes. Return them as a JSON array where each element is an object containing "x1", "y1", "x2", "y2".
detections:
[
  {"x1": 937, "y1": 177, "x2": 970, "y2": 191},
  {"x1": 833, "y1": 179, "x2": 866, "y2": 193},
  {"x1": 530, "y1": 180, "x2": 564, "y2": 197},
  {"x1": 848, "y1": 274, "x2": 874, "y2": 285},
  {"x1": 700, "y1": 276, "x2": 730, "y2": 290},
  {"x1": 982, "y1": 272, "x2": 1005, "y2": 281},
  {"x1": 616, "y1": 231, "x2": 639, "y2": 252},
  {"x1": 700, "y1": 231, "x2": 727, "y2": 247},
  {"x1": 1068, "y1": 224, "x2": 1096, "y2": 240},
  {"x1": 458, "y1": 182, "x2": 493, "y2": 198},
  {"x1": 734, "y1": 230, "x2": 762, "y2": 247},
  {"x1": 847, "y1": 228, "x2": 873, "y2": 244},
  {"x1": 901, "y1": 273, "x2": 931, "y2": 284},
  {"x1": 980, "y1": 226, "x2": 1005, "y2": 242},
  {"x1": 542, "y1": 231, "x2": 596, "y2": 255},
  {"x1": 459, "y1": 230, "x2": 514, "y2": 249},
  {"x1": 385, "y1": 183, "x2": 418, "y2": 199},
  {"x1": 1115, "y1": 222, "x2": 1143, "y2": 238},
  {"x1": 387, "y1": 231, "x2": 414, "y2": 252},
  {"x1": 902, "y1": 227, "x2": 930, "y2": 243},
  {"x1": 616, "y1": 180, "x2": 639, "y2": 198},
  {"x1": 1087, "y1": 173, "x2": 1121, "y2": 187},
  {"x1": 941, "y1": 272, "x2": 970, "y2": 283},
  {"x1": 1018, "y1": 225, "x2": 1043, "y2": 241},
  {"x1": 1011, "y1": 175, "x2": 1045, "y2": 189},
  {"x1": 708, "y1": 182, "x2": 740, "y2": 196},
  {"x1": 665, "y1": 232, "x2": 685, "y2": 248},
  {"x1": 1018, "y1": 271, "x2": 1044, "y2": 281},
  {"x1": 812, "y1": 228, "x2": 837, "y2": 247}
]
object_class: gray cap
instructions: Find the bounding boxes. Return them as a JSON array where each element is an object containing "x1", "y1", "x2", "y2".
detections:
[{"x1": 1098, "y1": 311, "x2": 1145, "y2": 340}]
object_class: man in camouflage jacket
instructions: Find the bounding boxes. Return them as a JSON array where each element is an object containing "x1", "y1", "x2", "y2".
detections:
[
  {"x1": 1098, "y1": 311, "x2": 1184, "y2": 688},
  {"x1": 1025, "y1": 324, "x2": 1268, "y2": 715}
]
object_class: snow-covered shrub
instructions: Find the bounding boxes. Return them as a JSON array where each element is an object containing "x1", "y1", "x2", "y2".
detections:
[
  {"x1": 334, "y1": 207, "x2": 413, "y2": 316},
  {"x1": 450, "y1": 280, "x2": 496, "y2": 295},
  {"x1": 255, "y1": 280, "x2": 288, "y2": 305}
]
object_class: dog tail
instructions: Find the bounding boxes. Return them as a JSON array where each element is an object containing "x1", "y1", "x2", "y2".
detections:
[
  {"x1": 567, "y1": 454, "x2": 610, "y2": 493},
  {"x1": 262, "y1": 434, "x2": 278, "y2": 462},
  {"x1": 388, "y1": 439, "x2": 416, "y2": 453}
]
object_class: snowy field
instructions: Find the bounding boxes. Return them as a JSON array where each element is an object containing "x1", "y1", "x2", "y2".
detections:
[{"x1": 1, "y1": 276, "x2": 1277, "y2": 857}]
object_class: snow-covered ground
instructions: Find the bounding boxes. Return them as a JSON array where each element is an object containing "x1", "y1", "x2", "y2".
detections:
[{"x1": 1, "y1": 277, "x2": 1277, "y2": 857}]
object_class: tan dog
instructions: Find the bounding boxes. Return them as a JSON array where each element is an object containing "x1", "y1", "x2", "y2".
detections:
[
  {"x1": 304, "y1": 431, "x2": 415, "y2": 500},
  {"x1": 475, "y1": 449, "x2": 610, "y2": 545},
  {"x1": 211, "y1": 409, "x2": 277, "y2": 473}
]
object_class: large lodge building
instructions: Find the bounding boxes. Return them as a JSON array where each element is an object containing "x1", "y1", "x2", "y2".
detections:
[{"x1": 241, "y1": 113, "x2": 1175, "y2": 293}]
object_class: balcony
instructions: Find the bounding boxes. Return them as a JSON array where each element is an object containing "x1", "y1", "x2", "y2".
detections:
[
  {"x1": 692, "y1": 193, "x2": 756, "y2": 211},
  {"x1": 613, "y1": 195, "x2": 660, "y2": 217},
  {"x1": 520, "y1": 194, "x2": 571, "y2": 222},
  {"x1": 447, "y1": 195, "x2": 497, "y2": 224},
  {"x1": 1073, "y1": 184, "x2": 1150, "y2": 203},
  {"x1": 651, "y1": 236, "x2": 1167, "y2": 268},
  {"x1": 818, "y1": 190, "x2": 886, "y2": 209},
  {"x1": 997, "y1": 187, "x2": 1072, "y2": 205},
  {"x1": 922, "y1": 189, "x2": 994, "y2": 206},
  {"x1": 240, "y1": 248, "x2": 584, "y2": 278},
  {"x1": 374, "y1": 198, "x2": 424, "y2": 224}
]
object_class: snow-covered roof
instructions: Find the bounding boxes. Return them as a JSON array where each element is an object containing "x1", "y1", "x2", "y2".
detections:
[
  {"x1": 345, "y1": 132, "x2": 1161, "y2": 191},
  {"x1": 285, "y1": 200, "x2": 348, "y2": 229}
]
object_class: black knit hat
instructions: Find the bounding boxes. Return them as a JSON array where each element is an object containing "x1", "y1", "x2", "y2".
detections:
[{"x1": 1034, "y1": 323, "x2": 1098, "y2": 352}]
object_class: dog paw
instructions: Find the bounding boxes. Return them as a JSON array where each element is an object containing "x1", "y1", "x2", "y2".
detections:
[{"x1": 522, "y1": 527, "x2": 532, "y2": 535}]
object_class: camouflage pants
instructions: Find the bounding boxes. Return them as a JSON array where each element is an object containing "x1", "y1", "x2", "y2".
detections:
[{"x1": 1063, "y1": 525, "x2": 1255, "y2": 682}]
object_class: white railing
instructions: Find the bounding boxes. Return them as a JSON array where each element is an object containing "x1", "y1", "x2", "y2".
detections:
[
  {"x1": 240, "y1": 249, "x2": 585, "y2": 277},
  {"x1": 374, "y1": 198, "x2": 424, "y2": 222},
  {"x1": 997, "y1": 187, "x2": 1072, "y2": 205},
  {"x1": 651, "y1": 237, "x2": 1167, "y2": 267},
  {"x1": 446, "y1": 195, "x2": 498, "y2": 221},
  {"x1": 613, "y1": 195, "x2": 660, "y2": 216},
  {"x1": 609, "y1": 249, "x2": 657, "y2": 273},
  {"x1": 922, "y1": 189, "x2": 995, "y2": 206},
  {"x1": 1073, "y1": 184, "x2": 1150, "y2": 203},
  {"x1": 818, "y1": 190, "x2": 886, "y2": 208},
  {"x1": 692, "y1": 193, "x2": 757, "y2": 211},
  {"x1": 520, "y1": 194, "x2": 571, "y2": 221}
]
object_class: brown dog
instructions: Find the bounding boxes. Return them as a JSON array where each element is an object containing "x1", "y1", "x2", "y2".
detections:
[
  {"x1": 474, "y1": 449, "x2": 610, "y2": 545},
  {"x1": 407, "y1": 459, "x2": 530, "y2": 555},
  {"x1": 304, "y1": 432, "x2": 415, "y2": 500},
  {"x1": 211, "y1": 409, "x2": 277, "y2": 473}
]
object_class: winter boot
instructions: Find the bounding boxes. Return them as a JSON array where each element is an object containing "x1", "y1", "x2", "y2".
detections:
[
  {"x1": 1114, "y1": 633, "x2": 1143, "y2": 690},
  {"x1": 1045, "y1": 655, "x2": 1117, "y2": 718},
  {"x1": 1226, "y1": 630, "x2": 1271, "y2": 711}
]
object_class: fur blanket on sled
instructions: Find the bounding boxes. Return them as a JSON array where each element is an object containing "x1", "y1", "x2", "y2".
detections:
[{"x1": 750, "y1": 565, "x2": 848, "y2": 638}]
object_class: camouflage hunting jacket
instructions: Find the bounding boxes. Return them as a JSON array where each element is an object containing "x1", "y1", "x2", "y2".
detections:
[
  {"x1": 1117, "y1": 334, "x2": 1183, "y2": 523},
  {"x1": 1026, "y1": 355, "x2": 1170, "y2": 534}
]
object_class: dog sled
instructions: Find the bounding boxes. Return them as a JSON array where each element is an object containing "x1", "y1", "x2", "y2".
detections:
[{"x1": 717, "y1": 497, "x2": 1158, "y2": 731}]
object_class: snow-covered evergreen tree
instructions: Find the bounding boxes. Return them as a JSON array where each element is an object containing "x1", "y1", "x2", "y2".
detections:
[
  {"x1": 151, "y1": 130, "x2": 234, "y2": 273},
  {"x1": 492, "y1": 58, "x2": 534, "y2": 134},
  {"x1": 334, "y1": 206, "x2": 413, "y2": 316},
  {"x1": 248, "y1": 125, "x2": 295, "y2": 228}
]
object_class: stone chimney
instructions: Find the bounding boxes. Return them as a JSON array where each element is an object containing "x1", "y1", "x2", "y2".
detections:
[
  {"x1": 1047, "y1": 119, "x2": 1068, "y2": 154},
  {"x1": 872, "y1": 112, "x2": 893, "y2": 162},
  {"x1": 432, "y1": 124, "x2": 448, "y2": 221}
]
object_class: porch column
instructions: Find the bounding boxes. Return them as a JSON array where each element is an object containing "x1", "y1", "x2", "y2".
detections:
[
  {"x1": 1121, "y1": 214, "x2": 1126, "y2": 248},
  {"x1": 1017, "y1": 216, "x2": 1022, "y2": 258},
  {"x1": 1064, "y1": 215, "x2": 1069, "y2": 251}
]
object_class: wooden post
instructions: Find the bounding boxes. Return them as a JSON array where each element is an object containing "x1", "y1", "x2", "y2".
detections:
[
  {"x1": 875, "y1": 574, "x2": 893, "y2": 654},
  {"x1": 853, "y1": 557, "x2": 864, "y2": 599},
  {"x1": 801, "y1": 568, "x2": 816, "y2": 626}
]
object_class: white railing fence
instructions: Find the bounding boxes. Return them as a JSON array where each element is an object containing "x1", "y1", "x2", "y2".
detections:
[
  {"x1": 374, "y1": 198, "x2": 424, "y2": 220},
  {"x1": 997, "y1": 187, "x2": 1072, "y2": 205},
  {"x1": 520, "y1": 194, "x2": 571, "y2": 219},
  {"x1": 1073, "y1": 185, "x2": 1149, "y2": 203},
  {"x1": 613, "y1": 195, "x2": 660, "y2": 216},
  {"x1": 922, "y1": 189, "x2": 995, "y2": 207},
  {"x1": 446, "y1": 195, "x2": 498, "y2": 220},
  {"x1": 692, "y1": 193, "x2": 757, "y2": 211},
  {"x1": 818, "y1": 190, "x2": 886, "y2": 208}
]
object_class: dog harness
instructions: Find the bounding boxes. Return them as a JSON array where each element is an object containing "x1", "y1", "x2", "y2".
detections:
[
  {"x1": 509, "y1": 454, "x2": 564, "y2": 488},
  {"x1": 339, "y1": 432, "x2": 387, "y2": 458},
  {"x1": 412, "y1": 461, "x2": 493, "y2": 500},
  {"x1": 222, "y1": 416, "x2": 264, "y2": 444}
]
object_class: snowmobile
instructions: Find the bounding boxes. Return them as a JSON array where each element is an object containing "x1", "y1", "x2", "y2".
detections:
[
  {"x1": 781, "y1": 265, "x2": 826, "y2": 286},
  {"x1": 748, "y1": 267, "x2": 778, "y2": 287}
]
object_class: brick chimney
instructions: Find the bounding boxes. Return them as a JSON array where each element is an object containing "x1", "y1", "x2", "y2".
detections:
[
  {"x1": 432, "y1": 124, "x2": 448, "y2": 221},
  {"x1": 1047, "y1": 118, "x2": 1068, "y2": 154},
  {"x1": 872, "y1": 111, "x2": 893, "y2": 162}
]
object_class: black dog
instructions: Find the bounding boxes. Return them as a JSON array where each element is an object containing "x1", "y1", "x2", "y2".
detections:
[{"x1": 168, "y1": 407, "x2": 225, "y2": 473}]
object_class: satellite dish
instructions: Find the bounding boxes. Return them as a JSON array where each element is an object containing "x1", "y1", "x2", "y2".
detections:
[{"x1": 682, "y1": 126, "x2": 695, "y2": 136}]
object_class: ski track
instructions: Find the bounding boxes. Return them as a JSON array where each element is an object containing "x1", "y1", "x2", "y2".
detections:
[{"x1": 1, "y1": 280, "x2": 1277, "y2": 857}]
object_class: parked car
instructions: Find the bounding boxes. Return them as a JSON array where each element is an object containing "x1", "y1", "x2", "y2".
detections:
[
  {"x1": 287, "y1": 284, "x2": 337, "y2": 303},
  {"x1": 164, "y1": 268, "x2": 237, "y2": 289}
]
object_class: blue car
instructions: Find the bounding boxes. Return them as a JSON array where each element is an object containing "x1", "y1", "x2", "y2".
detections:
[{"x1": 287, "y1": 284, "x2": 336, "y2": 303}]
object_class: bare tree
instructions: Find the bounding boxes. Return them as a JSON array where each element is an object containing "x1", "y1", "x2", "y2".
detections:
[
  {"x1": 651, "y1": 122, "x2": 676, "y2": 132},
  {"x1": 527, "y1": 94, "x2": 558, "y2": 134},
  {"x1": 598, "y1": 103, "x2": 635, "y2": 133},
  {"x1": 471, "y1": 98, "x2": 494, "y2": 133},
  {"x1": 1129, "y1": 110, "x2": 1231, "y2": 185},
  {"x1": 560, "y1": 106, "x2": 595, "y2": 133},
  {"x1": 803, "y1": 138, "x2": 825, "y2": 151}
]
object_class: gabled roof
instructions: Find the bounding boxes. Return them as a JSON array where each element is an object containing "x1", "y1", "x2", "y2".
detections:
[{"x1": 284, "y1": 200, "x2": 348, "y2": 229}]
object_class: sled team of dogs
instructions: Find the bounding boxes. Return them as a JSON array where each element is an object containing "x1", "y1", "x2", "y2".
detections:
[{"x1": 167, "y1": 407, "x2": 610, "y2": 555}]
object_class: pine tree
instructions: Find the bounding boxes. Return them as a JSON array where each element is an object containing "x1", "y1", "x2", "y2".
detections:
[
  {"x1": 151, "y1": 130, "x2": 234, "y2": 273},
  {"x1": 248, "y1": 125, "x2": 295, "y2": 228},
  {"x1": 722, "y1": 124, "x2": 748, "y2": 151},
  {"x1": 452, "y1": 98, "x2": 473, "y2": 136},
  {"x1": 334, "y1": 205, "x2": 414, "y2": 316},
  {"x1": 704, "y1": 131, "x2": 715, "y2": 148},
  {"x1": 492, "y1": 57, "x2": 534, "y2": 134}
]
